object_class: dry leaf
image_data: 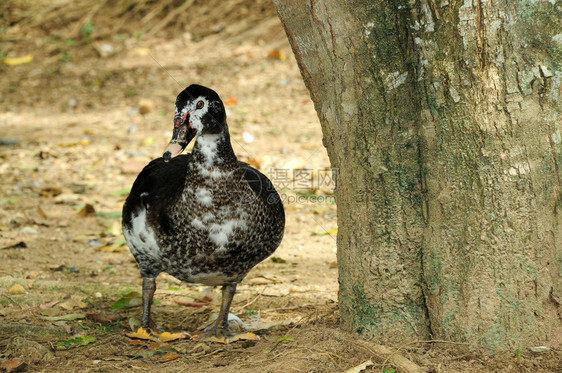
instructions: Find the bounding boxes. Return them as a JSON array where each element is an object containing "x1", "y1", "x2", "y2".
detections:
[
  {"x1": 0, "y1": 359, "x2": 27, "y2": 373},
  {"x1": 99, "y1": 245, "x2": 122, "y2": 252},
  {"x1": 40, "y1": 313, "x2": 86, "y2": 321},
  {"x1": 40, "y1": 186, "x2": 62, "y2": 197},
  {"x1": 246, "y1": 157, "x2": 262, "y2": 169},
  {"x1": 8, "y1": 284, "x2": 26, "y2": 295},
  {"x1": 174, "y1": 295, "x2": 212, "y2": 307},
  {"x1": 3, "y1": 54, "x2": 33, "y2": 66},
  {"x1": 343, "y1": 360, "x2": 374, "y2": 373},
  {"x1": 125, "y1": 327, "x2": 188, "y2": 342},
  {"x1": 37, "y1": 206, "x2": 48, "y2": 219},
  {"x1": 1, "y1": 241, "x2": 27, "y2": 250},
  {"x1": 86, "y1": 310, "x2": 121, "y2": 323},
  {"x1": 268, "y1": 49, "x2": 286, "y2": 61},
  {"x1": 77, "y1": 203, "x2": 96, "y2": 217},
  {"x1": 224, "y1": 96, "x2": 237, "y2": 105},
  {"x1": 30, "y1": 299, "x2": 59, "y2": 312},
  {"x1": 59, "y1": 299, "x2": 88, "y2": 310},
  {"x1": 161, "y1": 352, "x2": 180, "y2": 361}
]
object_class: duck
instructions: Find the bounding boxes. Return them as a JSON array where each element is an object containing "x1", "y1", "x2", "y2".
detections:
[{"x1": 122, "y1": 84, "x2": 285, "y2": 337}]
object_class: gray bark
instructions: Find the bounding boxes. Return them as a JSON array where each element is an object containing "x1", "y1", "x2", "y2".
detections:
[{"x1": 274, "y1": 0, "x2": 562, "y2": 351}]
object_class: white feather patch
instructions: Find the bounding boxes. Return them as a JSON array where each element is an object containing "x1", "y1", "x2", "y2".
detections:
[
  {"x1": 195, "y1": 187, "x2": 213, "y2": 206},
  {"x1": 123, "y1": 207, "x2": 160, "y2": 261}
]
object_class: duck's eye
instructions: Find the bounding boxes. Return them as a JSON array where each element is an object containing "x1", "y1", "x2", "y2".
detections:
[{"x1": 196, "y1": 100, "x2": 204, "y2": 109}]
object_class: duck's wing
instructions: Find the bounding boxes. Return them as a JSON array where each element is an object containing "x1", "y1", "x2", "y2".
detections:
[
  {"x1": 123, "y1": 154, "x2": 191, "y2": 234},
  {"x1": 239, "y1": 161, "x2": 284, "y2": 211}
]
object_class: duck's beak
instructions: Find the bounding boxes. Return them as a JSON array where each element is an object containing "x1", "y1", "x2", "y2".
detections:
[{"x1": 163, "y1": 113, "x2": 196, "y2": 161}]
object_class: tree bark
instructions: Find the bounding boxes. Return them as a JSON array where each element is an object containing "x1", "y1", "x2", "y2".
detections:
[{"x1": 274, "y1": 0, "x2": 562, "y2": 351}]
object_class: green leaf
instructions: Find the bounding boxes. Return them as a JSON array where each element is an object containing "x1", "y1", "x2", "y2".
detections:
[
  {"x1": 56, "y1": 335, "x2": 95, "y2": 349},
  {"x1": 270, "y1": 257, "x2": 287, "y2": 264},
  {"x1": 111, "y1": 292, "x2": 142, "y2": 309},
  {"x1": 112, "y1": 238, "x2": 127, "y2": 246},
  {"x1": 96, "y1": 211, "x2": 122, "y2": 218},
  {"x1": 111, "y1": 291, "x2": 142, "y2": 309}
]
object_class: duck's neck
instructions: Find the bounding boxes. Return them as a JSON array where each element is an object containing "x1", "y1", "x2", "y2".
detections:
[{"x1": 192, "y1": 128, "x2": 238, "y2": 172}]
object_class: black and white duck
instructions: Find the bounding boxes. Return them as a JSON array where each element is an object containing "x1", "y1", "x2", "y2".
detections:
[{"x1": 122, "y1": 84, "x2": 285, "y2": 337}]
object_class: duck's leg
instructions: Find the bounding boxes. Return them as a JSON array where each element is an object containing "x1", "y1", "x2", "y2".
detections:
[
  {"x1": 141, "y1": 277, "x2": 158, "y2": 330},
  {"x1": 211, "y1": 283, "x2": 237, "y2": 336}
]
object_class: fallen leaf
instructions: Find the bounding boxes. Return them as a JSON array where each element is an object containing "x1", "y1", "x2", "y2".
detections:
[
  {"x1": 141, "y1": 136, "x2": 155, "y2": 146},
  {"x1": 270, "y1": 257, "x2": 287, "y2": 264},
  {"x1": 268, "y1": 49, "x2": 286, "y2": 61},
  {"x1": 311, "y1": 227, "x2": 338, "y2": 236},
  {"x1": 37, "y1": 206, "x2": 48, "y2": 219},
  {"x1": 224, "y1": 96, "x2": 237, "y2": 105},
  {"x1": 193, "y1": 332, "x2": 260, "y2": 344},
  {"x1": 8, "y1": 284, "x2": 26, "y2": 295},
  {"x1": 245, "y1": 157, "x2": 263, "y2": 169},
  {"x1": 40, "y1": 313, "x2": 86, "y2": 321},
  {"x1": 99, "y1": 245, "x2": 122, "y2": 252},
  {"x1": 55, "y1": 335, "x2": 95, "y2": 350},
  {"x1": 129, "y1": 317, "x2": 141, "y2": 332},
  {"x1": 3, "y1": 54, "x2": 33, "y2": 66},
  {"x1": 1, "y1": 241, "x2": 27, "y2": 250},
  {"x1": 86, "y1": 310, "x2": 121, "y2": 323},
  {"x1": 111, "y1": 292, "x2": 143, "y2": 309},
  {"x1": 58, "y1": 140, "x2": 92, "y2": 147},
  {"x1": 0, "y1": 359, "x2": 27, "y2": 373},
  {"x1": 34, "y1": 299, "x2": 59, "y2": 311},
  {"x1": 174, "y1": 295, "x2": 213, "y2": 307},
  {"x1": 343, "y1": 360, "x2": 374, "y2": 373},
  {"x1": 59, "y1": 298, "x2": 88, "y2": 310},
  {"x1": 40, "y1": 186, "x2": 62, "y2": 197},
  {"x1": 161, "y1": 352, "x2": 180, "y2": 361},
  {"x1": 49, "y1": 264, "x2": 68, "y2": 272},
  {"x1": 157, "y1": 331, "x2": 189, "y2": 342},
  {"x1": 125, "y1": 327, "x2": 188, "y2": 342},
  {"x1": 129, "y1": 339, "x2": 145, "y2": 345},
  {"x1": 77, "y1": 203, "x2": 96, "y2": 217}
]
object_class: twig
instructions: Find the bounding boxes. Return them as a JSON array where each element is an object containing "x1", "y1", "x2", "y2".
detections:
[
  {"x1": 2, "y1": 294, "x2": 25, "y2": 310},
  {"x1": 236, "y1": 286, "x2": 268, "y2": 310}
]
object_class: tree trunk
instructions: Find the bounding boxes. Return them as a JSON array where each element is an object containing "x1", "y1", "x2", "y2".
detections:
[{"x1": 273, "y1": 0, "x2": 562, "y2": 351}]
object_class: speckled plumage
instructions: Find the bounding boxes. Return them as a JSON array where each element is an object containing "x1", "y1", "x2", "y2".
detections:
[{"x1": 122, "y1": 84, "x2": 284, "y2": 335}]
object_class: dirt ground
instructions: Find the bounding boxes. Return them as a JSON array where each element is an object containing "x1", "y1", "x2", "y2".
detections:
[{"x1": 0, "y1": 1, "x2": 560, "y2": 372}]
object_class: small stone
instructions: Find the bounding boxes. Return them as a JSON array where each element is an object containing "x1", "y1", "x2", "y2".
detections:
[
  {"x1": 54, "y1": 193, "x2": 80, "y2": 204},
  {"x1": 242, "y1": 132, "x2": 254, "y2": 143},
  {"x1": 20, "y1": 227, "x2": 39, "y2": 234},
  {"x1": 93, "y1": 292, "x2": 102, "y2": 298},
  {"x1": 9, "y1": 284, "x2": 26, "y2": 295}
]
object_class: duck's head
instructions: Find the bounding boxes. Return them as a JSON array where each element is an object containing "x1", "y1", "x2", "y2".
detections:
[{"x1": 163, "y1": 84, "x2": 227, "y2": 161}]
